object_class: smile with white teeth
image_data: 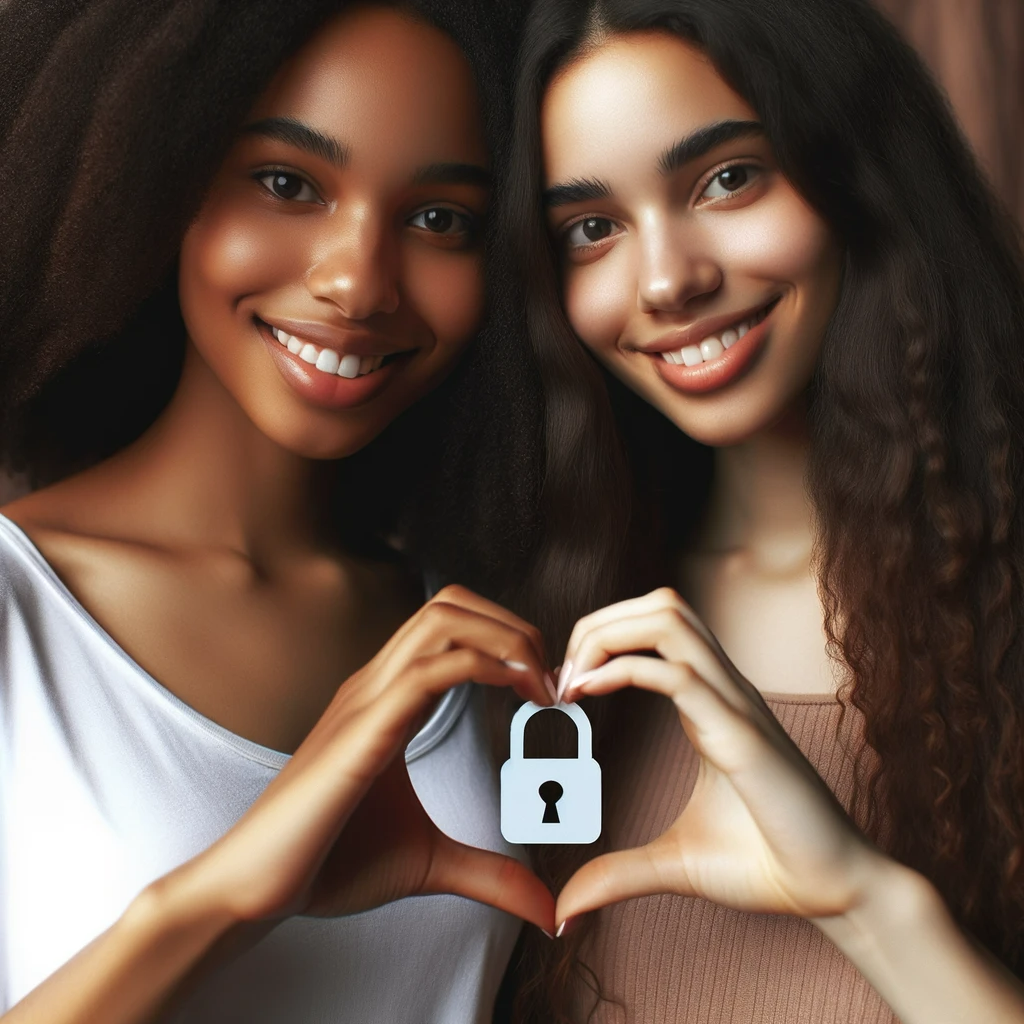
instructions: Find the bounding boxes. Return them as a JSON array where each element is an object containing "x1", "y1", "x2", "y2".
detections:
[
  {"x1": 659, "y1": 303, "x2": 773, "y2": 367},
  {"x1": 269, "y1": 325, "x2": 389, "y2": 378}
]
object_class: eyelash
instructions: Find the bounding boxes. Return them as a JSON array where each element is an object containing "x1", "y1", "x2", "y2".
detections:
[
  {"x1": 253, "y1": 168, "x2": 324, "y2": 204},
  {"x1": 696, "y1": 160, "x2": 761, "y2": 203},
  {"x1": 252, "y1": 168, "x2": 480, "y2": 247},
  {"x1": 559, "y1": 161, "x2": 762, "y2": 254}
]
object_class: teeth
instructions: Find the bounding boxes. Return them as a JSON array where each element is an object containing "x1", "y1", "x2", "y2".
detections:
[
  {"x1": 659, "y1": 305, "x2": 770, "y2": 367},
  {"x1": 315, "y1": 348, "x2": 340, "y2": 374},
  {"x1": 700, "y1": 338, "x2": 724, "y2": 361},
  {"x1": 337, "y1": 354, "x2": 361, "y2": 379},
  {"x1": 265, "y1": 322, "x2": 392, "y2": 378}
]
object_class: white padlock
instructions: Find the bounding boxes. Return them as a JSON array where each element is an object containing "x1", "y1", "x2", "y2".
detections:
[{"x1": 500, "y1": 701, "x2": 601, "y2": 845}]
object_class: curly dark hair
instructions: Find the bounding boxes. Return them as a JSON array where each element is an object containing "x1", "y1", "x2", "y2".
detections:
[
  {"x1": 505, "y1": 0, "x2": 1024, "y2": 1020},
  {"x1": 0, "y1": 0, "x2": 541, "y2": 592}
]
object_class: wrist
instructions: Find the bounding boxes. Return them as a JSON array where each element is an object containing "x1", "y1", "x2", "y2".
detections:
[{"x1": 813, "y1": 853, "x2": 941, "y2": 955}]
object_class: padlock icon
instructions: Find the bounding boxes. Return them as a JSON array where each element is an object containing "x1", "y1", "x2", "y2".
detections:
[{"x1": 500, "y1": 701, "x2": 601, "y2": 844}]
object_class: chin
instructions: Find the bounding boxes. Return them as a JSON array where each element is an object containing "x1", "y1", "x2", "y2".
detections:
[{"x1": 658, "y1": 393, "x2": 800, "y2": 449}]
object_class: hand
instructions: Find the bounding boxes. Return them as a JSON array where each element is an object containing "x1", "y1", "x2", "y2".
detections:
[
  {"x1": 171, "y1": 584, "x2": 557, "y2": 934},
  {"x1": 555, "y1": 587, "x2": 887, "y2": 929}
]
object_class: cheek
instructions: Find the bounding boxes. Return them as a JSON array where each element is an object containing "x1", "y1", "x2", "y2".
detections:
[
  {"x1": 403, "y1": 251, "x2": 485, "y2": 349},
  {"x1": 562, "y1": 246, "x2": 634, "y2": 354},
  {"x1": 715, "y1": 190, "x2": 834, "y2": 287},
  {"x1": 179, "y1": 198, "x2": 306, "y2": 320}
]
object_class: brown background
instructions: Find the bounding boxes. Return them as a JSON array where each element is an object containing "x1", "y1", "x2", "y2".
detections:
[{"x1": 875, "y1": 0, "x2": 1024, "y2": 227}]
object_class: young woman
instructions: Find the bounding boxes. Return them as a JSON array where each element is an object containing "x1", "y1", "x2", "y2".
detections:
[
  {"x1": 0, "y1": 1, "x2": 557, "y2": 1021},
  {"x1": 507, "y1": 0, "x2": 1024, "y2": 1021}
]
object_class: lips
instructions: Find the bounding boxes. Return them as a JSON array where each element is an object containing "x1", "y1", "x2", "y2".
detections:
[
  {"x1": 254, "y1": 317, "x2": 415, "y2": 410},
  {"x1": 646, "y1": 297, "x2": 780, "y2": 395}
]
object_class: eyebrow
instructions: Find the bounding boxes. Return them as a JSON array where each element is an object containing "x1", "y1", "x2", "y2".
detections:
[
  {"x1": 658, "y1": 119, "x2": 765, "y2": 174},
  {"x1": 543, "y1": 118, "x2": 765, "y2": 209},
  {"x1": 239, "y1": 116, "x2": 349, "y2": 168},
  {"x1": 543, "y1": 176, "x2": 612, "y2": 209},
  {"x1": 412, "y1": 162, "x2": 492, "y2": 188},
  {"x1": 238, "y1": 119, "x2": 489, "y2": 190}
]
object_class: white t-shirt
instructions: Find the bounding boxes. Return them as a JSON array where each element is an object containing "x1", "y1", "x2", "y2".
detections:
[{"x1": 0, "y1": 514, "x2": 523, "y2": 1022}]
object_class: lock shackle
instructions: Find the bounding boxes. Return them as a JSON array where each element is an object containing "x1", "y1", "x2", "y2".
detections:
[{"x1": 509, "y1": 701, "x2": 593, "y2": 760}]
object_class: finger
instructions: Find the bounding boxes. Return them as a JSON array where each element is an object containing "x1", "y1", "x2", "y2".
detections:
[
  {"x1": 428, "y1": 584, "x2": 549, "y2": 667},
  {"x1": 394, "y1": 647, "x2": 555, "y2": 710},
  {"x1": 371, "y1": 585, "x2": 547, "y2": 678},
  {"x1": 567, "y1": 656, "x2": 835, "y2": 810},
  {"x1": 555, "y1": 840, "x2": 681, "y2": 924},
  {"x1": 562, "y1": 588, "x2": 696, "y2": 663},
  {"x1": 427, "y1": 835, "x2": 556, "y2": 935},
  {"x1": 565, "y1": 608, "x2": 746, "y2": 710},
  {"x1": 391, "y1": 601, "x2": 553, "y2": 697},
  {"x1": 564, "y1": 656, "x2": 779, "y2": 772}
]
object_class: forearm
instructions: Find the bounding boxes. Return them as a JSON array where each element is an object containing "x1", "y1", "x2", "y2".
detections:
[
  {"x1": 2, "y1": 872, "x2": 248, "y2": 1024},
  {"x1": 814, "y1": 858, "x2": 1024, "y2": 1024}
]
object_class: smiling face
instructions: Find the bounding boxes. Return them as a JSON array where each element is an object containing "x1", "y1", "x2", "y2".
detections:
[
  {"x1": 178, "y1": 6, "x2": 490, "y2": 459},
  {"x1": 541, "y1": 32, "x2": 842, "y2": 446}
]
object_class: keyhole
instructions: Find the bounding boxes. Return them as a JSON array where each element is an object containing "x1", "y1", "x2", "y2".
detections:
[{"x1": 539, "y1": 780, "x2": 563, "y2": 823}]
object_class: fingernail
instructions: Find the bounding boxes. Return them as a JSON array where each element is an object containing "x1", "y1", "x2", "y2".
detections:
[
  {"x1": 555, "y1": 659, "x2": 574, "y2": 701},
  {"x1": 563, "y1": 668, "x2": 597, "y2": 703},
  {"x1": 543, "y1": 672, "x2": 558, "y2": 703},
  {"x1": 555, "y1": 915, "x2": 580, "y2": 938},
  {"x1": 503, "y1": 659, "x2": 529, "y2": 672},
  {"x1": 540, "y1": 928, "x2": 555, "y2": 940}
]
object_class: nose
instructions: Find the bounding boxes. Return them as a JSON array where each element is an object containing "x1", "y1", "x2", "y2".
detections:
[
  {"x1": 636, "y1": 215, "x2": 722, "y2": 314},
  {"x1": 305, "y1": 207, "x2": 400, "y2": 320}
]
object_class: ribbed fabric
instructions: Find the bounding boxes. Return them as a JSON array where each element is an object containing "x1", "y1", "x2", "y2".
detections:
[{"x1": 577, "y1": 692, "x2": 896, "y2": 1024}]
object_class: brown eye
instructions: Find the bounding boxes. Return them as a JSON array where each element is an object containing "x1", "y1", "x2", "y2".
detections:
[
  {"x1": 255, "y1": 171, "x2": 322, "y2": 204},
  {"x1": 422, "y1": 209, "x2": 453, "y2": 233},
  {"x1": 565, "y1": 216, "x2": 618, "y2": 249},
  {"x1": 408, "y1": 207, "x2": 476, "y2": 238},
  {"x1": 700, "y1": 165, "x2": 757, "y2": 200}
]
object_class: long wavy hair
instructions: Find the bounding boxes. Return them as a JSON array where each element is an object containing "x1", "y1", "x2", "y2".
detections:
[
  {"x1": 505, "y1": 0, "x2": 1024, "y2": 1020},
  {"x1": 0, "y1": 0, "x2": 540, "y2": 592}
]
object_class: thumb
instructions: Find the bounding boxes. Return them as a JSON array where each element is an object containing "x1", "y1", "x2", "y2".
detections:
[
  {"x1": 556, "y1": 841, "x2": 675, "y2": 925},
  {"x1": 426, "y1": 834, "x2": 556, "y2": 935}
]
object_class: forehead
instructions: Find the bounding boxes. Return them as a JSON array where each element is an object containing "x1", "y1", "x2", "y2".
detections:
[
  {"x1": 542, "y1": 32, "x2": 757, "y2": 181},
  {"x1": 247, "y1": 6, "x2": 487, "y2": 169}
]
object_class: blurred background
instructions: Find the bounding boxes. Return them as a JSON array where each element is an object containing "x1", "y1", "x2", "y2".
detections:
[
  {"x1": 876, "y1": 0, "x2": 1023, "y2": 227},
  {"x1": 1, "y1": 0, "x2": 1022, "y2": 504}
]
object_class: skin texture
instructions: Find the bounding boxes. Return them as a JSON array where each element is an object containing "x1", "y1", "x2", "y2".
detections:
[
  {"x1": 0, "y1": 8, "x2": 556, "y2": 1022},
  {"x1": 179, "y1": 10, "x2": 490, "y2": 460},
  {"x1": 545, "y1": 32, "x2": 841, "y2": 696},
  {"x1": 5, "y1": 7, "x2": 494, "y2": 753},
  {"x1": 543, "y1": 31, "x2": 1024, "y2": 1023},
  {"x1": 543, "y1": 33, "x2": 842, "y2": 448}
]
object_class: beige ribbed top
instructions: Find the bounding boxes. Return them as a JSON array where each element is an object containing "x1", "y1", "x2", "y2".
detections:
[{"x1": 576, "y1": 691, "x2": 896, "y2": 1024}]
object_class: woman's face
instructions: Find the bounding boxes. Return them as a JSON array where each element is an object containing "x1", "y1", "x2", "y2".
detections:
[
  {"x1": 178, "y1": 6, "x2": 490, "y2": 459},
  {"x1": 541, "y1": 32, "x2": 842, "y2": 446}
]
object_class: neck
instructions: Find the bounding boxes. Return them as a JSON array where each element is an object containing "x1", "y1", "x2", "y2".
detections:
[
  {"x1": 695, "y1": 402, "x2": 814, "y2": 574},
  {"x1": 96, "y1": 341, "x2": 327, "y2": 558}
]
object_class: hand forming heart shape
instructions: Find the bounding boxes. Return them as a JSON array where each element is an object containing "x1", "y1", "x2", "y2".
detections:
[
  {"x1": 549, "y1": 587, "x2": 890, "y2": 933},
  {"x1": 175, "y1": 584, "x2": 558, "y2": 936}
]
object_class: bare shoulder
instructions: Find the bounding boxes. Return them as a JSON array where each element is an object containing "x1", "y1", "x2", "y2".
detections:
[{"x1": 0, "y1": 476, "x2": 423, "y2": 751}]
